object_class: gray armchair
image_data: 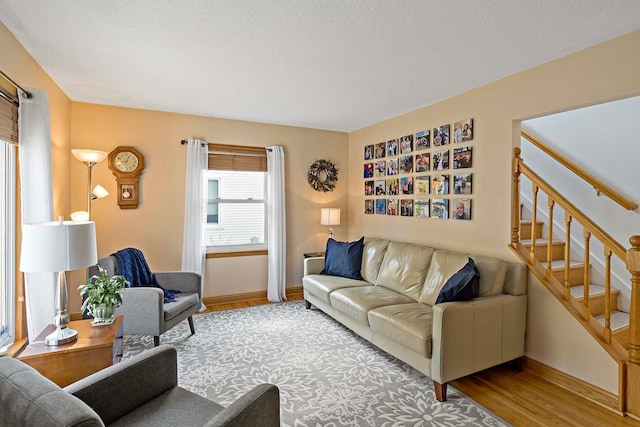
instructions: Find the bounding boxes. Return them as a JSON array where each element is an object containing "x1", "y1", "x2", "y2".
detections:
[
  {"x1": 0, "y1": 345, "x2": 280, "y2": 426},
  {"x1": 90, "y1": 255, "x2": 202, "y2": 346}
]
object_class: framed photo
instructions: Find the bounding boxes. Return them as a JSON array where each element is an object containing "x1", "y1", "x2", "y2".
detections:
[
  {"x1": 431, "y1": 198, "x2": 449, "y2": 219},
  {"x1": 415, "y1": 199, "x2": 430, "y2": 217},
  {"x1": 387, "y1": 139, "x2": 399, "y2": 157},
  {"x1": 432, "y1": 149, "x2": 449, "y2": 171},
  {"x1": 433, "y1": 124, "x2": 450, "y2": 146},
  {"x1": 387, "y1": 199, "x2": 398, "y2": 216},
  {"x1": 454, "y1": 118, "x2": 474, "y2": 143},
  {"x1": 400, "y1": 134, "x2": 413, "y2": 154},
  {"x1": 400, "y1": 199, "x2": 414, "y2": 217},
  {"x1": 375, "y1": 160, "x2": 386, "y2": 177},
  {"x1": 375, "y1": 199, "x2": 386, "y2": 215},
  {"x1": 375, "y1": 179, "x2": 386, "y2": 196},
  {"x1": 365, "y1": 199, "x2": 374, "y2": 215},
  {"x1": 453, "y1": 146, "x2": 473, "y2": 169},
  {"x1": 364, "y1": 144, "x2": 374, "y2": 160},
  {"x1": 415, "y1": 153, "x2": 430, "y2": 172},
  {"x1": 453, "y1": 198, "x2": 472, "y2": 220},
  {"x1": 415, "y1": 175, "x2": 430, "y2": 195},
  {"x1": 364, "y1": 163, "x2": 374, "y2": 178},
  {"x1": 375, "y1": 142, "x2": 386, "y2": 159},
  {"x1": 387, "y1": 158, "x2": 399, "y2": 175},
  {"x1": 432, "y1": 174, "x2": 450, "y2": 195},
  {"x1": 453, "y1": 173, "x2": 472, "y2": 195},
  {"x1": 365, "y1": 180, "x2": 374, "y2": 196},
  {"x1": 415, "y1": 130, "x2": 430, "y2": 150},
  {"x1": 386, "y1": 178, "x2": 399, "y2": 195},
  {"x1": 400, "y1": 176, "x2": 413, "y2": 194},
  {"x1": 399, "y1": 155, "x2": 413, "y2": 174}
]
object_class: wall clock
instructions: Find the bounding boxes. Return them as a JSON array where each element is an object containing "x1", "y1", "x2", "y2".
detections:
[{"x1": 108, "y1": 146, "x2": 145, "y2": 209}]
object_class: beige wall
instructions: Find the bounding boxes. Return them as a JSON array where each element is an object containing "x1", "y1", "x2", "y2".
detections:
[
  {"x1": 69, "y1": 103, "x2": 348, "y2": 309},
  {"x1": 347, "y1": 30, "x2": 640, "y2": 393}
]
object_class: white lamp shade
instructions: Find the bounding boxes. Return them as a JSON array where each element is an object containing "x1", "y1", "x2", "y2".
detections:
[
  {"x1": 72, "y1": 149, "x2": 108, "y2": 163},
  {"x1": 92, "y1": 184, "x2": 109, "y2": 199},
  {"x1": 70, "y1": 211, "x2": 90, "y2": 221},
  {"x1": 320, "y1": 208, "x2": 341, "y2": 226},
  {"x1": 20, "y1": 221, "x2": 97, "y2": 273}
]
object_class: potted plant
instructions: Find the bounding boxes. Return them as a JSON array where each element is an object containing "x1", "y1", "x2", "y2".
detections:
[{"x1": 79, "y1": 265, "x2": 128, "y2": 325}]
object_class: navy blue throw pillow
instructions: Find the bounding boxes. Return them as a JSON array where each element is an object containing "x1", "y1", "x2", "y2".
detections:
[
  {"x1": 321, "y1": 237, "x2": 365, "y2": 280},
  {"x1": 435, "y1": 258, "x2": 480, "y2": 304}
]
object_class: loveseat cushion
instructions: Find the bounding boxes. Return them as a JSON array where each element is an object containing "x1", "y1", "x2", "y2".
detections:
[
  {"x1": 419, "y1": 250, "x2": 470, "y2": 305},
  {"x1": 375, "y1": 242, "x2": 435, "y2": 301},
  {"x1": 330, "y1": 286, "x2": 415, "y2": 325},
  {"x1": 163, "y1": 292, "x2": 200, "y2": 321},
  {"x1": 361, "y1": 238, "x2": 390, "y2": 284},
  {"x1": 322, "y1": 237, "x2": 365, "y2": 280},
  {"x1": 303, "y1": 274, "x2": 370, "y2": 304},
  {"x1": 368, "y1": 303, "x2": 434, "y2": 357}
]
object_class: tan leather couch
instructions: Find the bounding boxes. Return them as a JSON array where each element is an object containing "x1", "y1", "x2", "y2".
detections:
[{"x1": 302, "y1": 237, "x2": 527, "y2": 401}]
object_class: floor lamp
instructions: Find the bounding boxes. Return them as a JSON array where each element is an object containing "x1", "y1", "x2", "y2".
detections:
[
  {"x1": 20, "y1": 219, "x2": 97, "y2": 345},
  {"x1": 320, "y1": 208, "x2": 341, "y2": 239},
  {"x1": 72, "y1": 149, "x2": 108, "y2": 220}
]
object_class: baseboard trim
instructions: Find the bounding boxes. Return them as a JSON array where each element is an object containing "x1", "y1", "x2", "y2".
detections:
[
  {"x1": 203, "y1": 286, "x2": 304, "y2": 308},
  {"x1": 522, "y1": 356, "x2": 621, "y2": 414}
]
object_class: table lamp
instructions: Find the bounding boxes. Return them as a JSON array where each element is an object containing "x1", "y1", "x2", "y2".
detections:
[
  {"x1": 20, "y1": 218, "x2": 97, "y2": 345},
  {"x1": 320, "y1": 208, "x2": 341, "y2": 239}
]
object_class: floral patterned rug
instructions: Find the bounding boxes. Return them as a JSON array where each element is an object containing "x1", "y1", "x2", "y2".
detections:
[{"x1": 123, "y1": 301, "x2": 510, "y2": 426}]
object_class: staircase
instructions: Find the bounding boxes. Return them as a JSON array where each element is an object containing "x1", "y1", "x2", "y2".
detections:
[{"x1": 509, "y1": 133, "x2": 640, "y2": 418}]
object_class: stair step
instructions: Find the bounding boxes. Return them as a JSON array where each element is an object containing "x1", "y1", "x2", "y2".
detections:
[
  {"x1": 573, "y1": 286, "x2": 620, "y2": 316},
  {"x1": 595, "y1": 311, "x2": 629, "y2": 331},
  {"x1": 521, "y1": 239, "x2": 565, "y2": 262},
  {"x1": 549, "y1": 260, "x2": 586, "y2": 286},
  {"x1": 520, "y1": 220, "x2": 544, "y2": 240},
  {"x1": 613, "y1": 326, "x2": 630, "y2": 350}
]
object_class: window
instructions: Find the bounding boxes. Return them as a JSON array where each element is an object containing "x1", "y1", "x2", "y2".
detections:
[
  {"x1": 0, "y1": 86, "x2": 18, "y2": 354},
  {"x1": 206, "y1": 144, "x2": 267, "y2": 251}
]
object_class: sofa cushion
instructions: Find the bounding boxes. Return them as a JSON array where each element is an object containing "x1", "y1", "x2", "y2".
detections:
[
  {"x1": 419, "y1": 251, "x2": 470, "y2": 305},
  {"x1": 368, "y1": 303, "x2": 434, "y2": 357},
  {"x1": 470, "y1": 255, "x2": 508, "y2": 297},
  {"x1": 375, "y1": 242, "x2": 435, "y2": 301},
  {"x1": 435, "y1": 258, "x2": 479, "y2": 304},
  {"x1": 164, "y1": 292, "x2": 199, "y2": 321},
  {"x1": 322, "y1": 237, "x2": 365, "y2": 280},
  {"x1": 361, "y1": 238, "x2": 390, "y2": 284},
  {"x1": 330, "y1": 286, "x2": 415, "y2": 325},
  {"x1": 303, "y1": 274, "x2": 370, "y2": 304}
]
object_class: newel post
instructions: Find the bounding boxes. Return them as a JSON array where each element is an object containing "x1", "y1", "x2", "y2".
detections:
[
  {"x1": 628, "y1": 236, "x2": 640, "y2": 364},
  {"x1": 511, "y1": 148, "x2": 521, "y2": 246}
]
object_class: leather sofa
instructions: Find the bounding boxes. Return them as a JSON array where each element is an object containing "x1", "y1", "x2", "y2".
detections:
[{"x1": 302, "y1": 237, "x2": 527, "y2": 401}]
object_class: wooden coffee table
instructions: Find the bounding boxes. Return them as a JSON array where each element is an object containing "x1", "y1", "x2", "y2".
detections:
[{"x1": 18, "y1": 315, "x2": 123, "y2": 387}]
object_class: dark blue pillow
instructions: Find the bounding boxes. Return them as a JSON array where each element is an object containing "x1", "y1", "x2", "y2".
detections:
[
  {"x1": 321, "y1": 237, "x2": 365, "y2": 280},
  {"x1": 435, "y1": 258, "x2": 480, "y2": 304}
]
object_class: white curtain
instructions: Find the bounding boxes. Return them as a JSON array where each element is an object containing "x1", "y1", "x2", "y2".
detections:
[
  {"x1": 18, "y1": 88, "x2": 55, "y2": 339},
  {"x1": 266, "y1": 146, "x2": 286, "y2": 302},
  {"x1": 181, "y1": 138, "x2": 208, "y2": 309}
]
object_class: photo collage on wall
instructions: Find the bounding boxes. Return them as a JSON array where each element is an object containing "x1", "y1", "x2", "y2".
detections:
[{"x1": 363, "y1": 118, "x2": 474, "y2": 220}]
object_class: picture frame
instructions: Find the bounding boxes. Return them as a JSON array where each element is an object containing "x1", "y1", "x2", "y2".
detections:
[
  {"x1": 365, "y1": 180, "x2": 374, "y2": 196},
  {"x1": 375, "y1": 199, "x2": 386, "y2": 215},
  {"x1": 415, "y1": 153, "x2": 430, "y2": 172},
  {"x1": 431, "y1": 198, "x2": 449, "y2": 219},
  {"x1": 375, "y1": 142, "x2": 386, "y2": 159},
  {"x1": 433, "y1": 124, "x2": 450, "y2": 146},
  {"x1": 415, "y1": 175, "x2": 430, "y2": 195},
  {"x1": 415, "y1": 130, "x2": 430, "y2": 151},
  {"x1": 400, "y1": 199, "x2": 413, "y2": 217},
  {"x1": 375, "y1": 160, "x2": 386, "y2": 177},
  {"x1": 387, "y1": 139, "x2": 399, "y2": 157},
  {"x1": 453, "y1": 146, "x2": 473, "y2": 169},
  {"x1": 386, "y1": 178, "x2": 399, "y2": 195},
  {"x1": 415, "y1": 199, "x2": 430, "y2": 217},
  {"x1": 399, "y1": 155, "x2": 413, "y2": 174},
  {"x1": 400, "y1": 134, "x2": 413, "y2": 154},
  {"x1": 432, "y1": 174, "x2": 450, "y2": 195},
  {"x1": 364, "y1": 199, "x2": 374, "y2": 215},
  {"x1": 364, "y1": 144, "x2": 374, "y2": 160},
  {"x1": 387, "y1": 158, "x2": 399, "y2": 175},
  {"x1": 400, "y1": 176, "x2": 413, "y2": 194},
  {"x1": 375, "y1": 179, "x2": 386, "y2": 196},
  {"x1": 432, "y1": 149, "x2": 449, "y2": 171},
  {"x1": 364, "y1": 163, "x2": 374, "y2": 178},
  {"x1": 386, "y1": 199, "x2": 398, "y2": 216},
  {"x1": 453, "y1": 198, "x2": 472, "y2": 220},
  {"x1": 453, "y1": 173, "x2": 472, "y2": 195},
  {"x1": 454, "y1": 118, "x2": 474, "y2": 143}
]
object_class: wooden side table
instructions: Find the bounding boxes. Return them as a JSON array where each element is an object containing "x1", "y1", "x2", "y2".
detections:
[
  {"x1": 304, "y1": 252, "x2": 325, "y2": 258},
  {"x1": 18, "y1": 315, "x2": 123, "y2": 387}
]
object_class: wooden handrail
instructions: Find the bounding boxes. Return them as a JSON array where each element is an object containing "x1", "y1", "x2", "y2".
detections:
[{"x1": 521, "y1": 130, "x2": 638, "y2": 211}]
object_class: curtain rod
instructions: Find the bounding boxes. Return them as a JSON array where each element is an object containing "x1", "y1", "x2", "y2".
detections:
[
  {"x1": 0, "y1": 69, "x2": 33, "y2": 99},
  {"x1": 180, "y1": 139, "x2": 272, "y2": 152}
]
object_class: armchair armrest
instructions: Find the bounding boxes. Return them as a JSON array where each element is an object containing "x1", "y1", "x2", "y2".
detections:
[
  {"x1": 204, "y1": 384, "x2": 280, "y2": 427},
  {"x1": 155, "y1": 271, "x2": 201, "y2": 298},
  {"x1": 430, "y1": 294, "x2": 527, "y2": 384},
  {"x1": 65, "y1": 345, "x2": 178, "y2": 425},
  {"x1": 304, "y1": 257, "x2": 325, "y2": 276},
  {"x1": 116, "y1": 287, "x2": 164, "y2": 335}
]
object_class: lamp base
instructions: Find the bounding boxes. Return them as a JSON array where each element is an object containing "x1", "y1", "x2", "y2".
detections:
[{"x1": 44, "y1": 326, "x2": 78, "y2": 346}]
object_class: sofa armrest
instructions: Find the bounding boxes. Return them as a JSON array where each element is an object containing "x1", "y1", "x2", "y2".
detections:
[
  {"x1": 116, "y1": 287, "x2": 164, "y2": 335},
  {"x1": 204, "y1": 384, "x2": 280, "y2": 427},
  {"x1": 65, "y1": 345, "x2": 178, "y2": 425},
  {"x1": 430, "y1": 294, "x2": 527, "y2": 384},
  {"x1": 304, "y1": 257, "x2": 325, "y2": 276},
  {"x1": 155, "y1": 271, "x2": 201, "y2": 298}
]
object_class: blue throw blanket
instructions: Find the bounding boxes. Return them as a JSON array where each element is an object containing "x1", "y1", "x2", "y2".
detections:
[{"x1": 112, "y1": 248, "x2": 179, "y2": 303}]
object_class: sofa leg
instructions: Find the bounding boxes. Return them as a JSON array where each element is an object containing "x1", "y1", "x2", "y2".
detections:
[
  {"x1": 304, "y1": 300, "x2": 311, "y2": 309},
  {"x1": 153, "y1": 336, "x2": 160, "y2": 347},
  {"x1": 511, "y1": 357, "x2": 523, "y2": 372},
  {"x1": 434, "y1": 381, "x2": 447, "y2": 402},
  {"x1": 188, "y1": 316, "x2": 196, "y2": 335}
]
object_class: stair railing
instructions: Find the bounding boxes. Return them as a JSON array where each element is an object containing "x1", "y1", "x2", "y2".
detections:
[{"x1": 511, "y1": 145, "x2": 640, "y2": 415}]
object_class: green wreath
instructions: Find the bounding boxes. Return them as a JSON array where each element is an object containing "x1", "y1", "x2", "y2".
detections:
[{"x1": 307, "y1": 159, "x2": 339, "y2": 192}]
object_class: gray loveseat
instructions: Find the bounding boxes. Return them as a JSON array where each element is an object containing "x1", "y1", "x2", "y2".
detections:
[
  {"x1": 302, "y1": 237, "x2": 527, "y2": 401},
  {"x1": 0, "y1": 345, "x2": 280, "y2": 426}
]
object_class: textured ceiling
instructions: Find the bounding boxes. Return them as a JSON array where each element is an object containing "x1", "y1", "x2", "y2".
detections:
[{"x1": 1, "y1": 1, "x2": 640, "y2": 131}]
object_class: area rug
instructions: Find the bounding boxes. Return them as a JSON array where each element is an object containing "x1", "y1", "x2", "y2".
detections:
[{"x1": 122, "y1": 301, "x2": 510, "y2": 426}]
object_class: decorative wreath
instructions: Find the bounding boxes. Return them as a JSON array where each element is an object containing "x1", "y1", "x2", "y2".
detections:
[{"x1": 307, "y1": 159, "x2": 339, "y2": 192}]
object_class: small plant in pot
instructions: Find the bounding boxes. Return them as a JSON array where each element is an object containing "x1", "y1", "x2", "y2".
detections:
[{"x1": 79, "y1": 265, "x2": 129, "y2": 326}]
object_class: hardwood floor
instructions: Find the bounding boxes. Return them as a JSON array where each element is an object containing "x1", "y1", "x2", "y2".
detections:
[{"x1": 202, "y1": 296, "x2": 640, "y2": 426}]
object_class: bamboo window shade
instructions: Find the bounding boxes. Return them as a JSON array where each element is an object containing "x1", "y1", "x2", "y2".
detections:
[
  {"x1": 208, "y1": 143, "x2": 267, "y2": 172},
  {"x1": 0, "y1": 78, "x2": 18, "y2": 144}
]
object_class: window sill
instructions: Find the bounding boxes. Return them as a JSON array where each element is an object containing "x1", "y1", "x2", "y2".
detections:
[
  {"x1": 206, "y1": 249, "x2": 268, "y2": 259},
  {"x1": 0, "y1": 337, "x2": 28, "y2": 358}
]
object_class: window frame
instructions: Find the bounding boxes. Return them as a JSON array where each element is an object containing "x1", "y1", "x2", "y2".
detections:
[{"x1": 0, "y1": 139, "x2": 16, "y2": 355}]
